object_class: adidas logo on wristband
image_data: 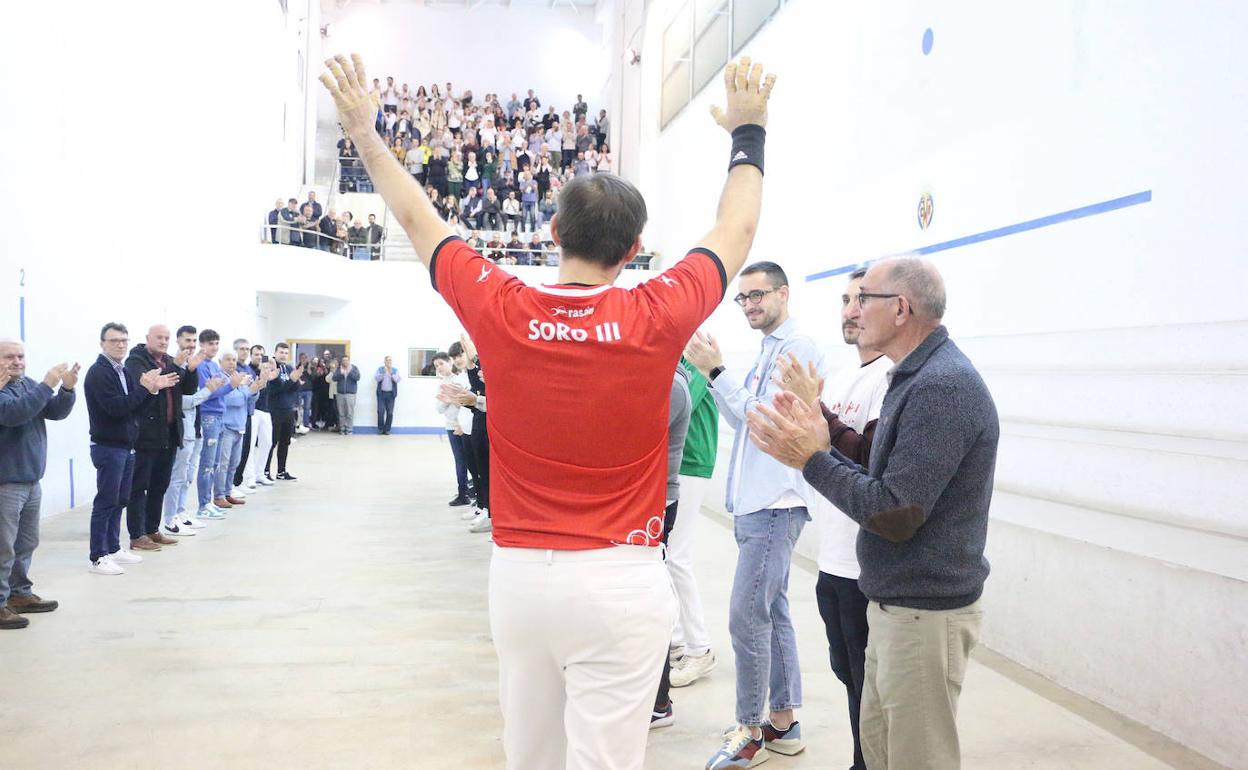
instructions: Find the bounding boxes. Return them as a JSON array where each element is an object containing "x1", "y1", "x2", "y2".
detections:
[{"x1": 732, "y1": 151, "x2": 749, "y2": 161}]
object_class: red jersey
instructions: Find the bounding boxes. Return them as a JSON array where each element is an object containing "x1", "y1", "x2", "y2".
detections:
[{"x1": 432, "y1": 237, "x2": 726, "y2": 550}]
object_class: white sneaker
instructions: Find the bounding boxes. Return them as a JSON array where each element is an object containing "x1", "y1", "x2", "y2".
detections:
[
  {"x1": 90, "y1": 556, "x2": 124, "y2": 575},
  {"x1": 460, "y1": 508, "x2": 480, "y2": 521},
  {"x1": 230, "y1": 486, "x2": 249, "y2": 498},
  {"x1": 670, "y1": 650, "x2": 716, "y2": 688},
  {"x1": 182, "y1": 516, "x2": 206, "y2": 530},
  {"x1": 110, "y1": 550, "x2": 143, "y2": 565},
  {"x1": 468, "y1": 512, "x2": 492, "y2": 534},
  {"x1": 163, "y1": 521, "x2": 196, "y2": 538},
  {"x1": 669, "y1": 644, "x2": 686, "y2": 666},
  {"x1": 243, "y1": 484, "x2": 258, "y2": 494},
  {"x1": 256, "y1": 476, "x2": 275, "y2": 487}
]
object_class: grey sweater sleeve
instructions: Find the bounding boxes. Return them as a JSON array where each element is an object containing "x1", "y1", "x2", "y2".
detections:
[
  {"x1": 801, "y1": 379, "x2": 984, "y2": 543},
  {"x1": 666, "y1": 374, "x2": 692, "y2": 503}
]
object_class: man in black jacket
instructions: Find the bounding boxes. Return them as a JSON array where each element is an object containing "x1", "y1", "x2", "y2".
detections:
[
  {"x1": 262, "y1": 342, "x2": 304, "y2": 481},
  {"x1": 123, "y1": 325, "x2": 202, "y2": 552},
  {"x1": 84, "y1": 323, "x2": 178, "y2": 575}
]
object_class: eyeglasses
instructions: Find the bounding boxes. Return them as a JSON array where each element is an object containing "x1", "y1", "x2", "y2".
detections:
[
  {"x1": 103, "y1": 337, "x2": 129, "y2": 345},
  {"x1": 733, "y1": 288, "x2": 779, "y2": 307},
  {"x1": 853, "y1": 292, "x2": 901, "y2": 308}
]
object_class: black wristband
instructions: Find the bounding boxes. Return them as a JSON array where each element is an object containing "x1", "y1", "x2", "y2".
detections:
[
  {"x1": 728, "y1": 124, "x2": 766, "y2": 175},
  {"x1": 709, "y1": 365, "x2": 726, "y2": 383}
]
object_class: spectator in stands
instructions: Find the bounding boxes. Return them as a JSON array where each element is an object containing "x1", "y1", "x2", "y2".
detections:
[
  {"x1": 447, "y1": 150, "x2": 464, "y2": 199},
  {"x1": 331, "y1": 356, "x2": 360, "y2": 435},
  {"x1": 366, "y1": 214, "x2": 385, "y2": 261},
  {"x1": 502, "y1": 191, "x2": 521, "y2": 230},
  {"x1": 526, "y1": 232, "x2": 544, "y2": 266},
  {"x1": 574, "y1": 152, "x2": 590, "y2": 177},
  {"x1": 267, "y1": 199, "x2": 282, "y2": 243},
  {"x1": 335, "y1": 219, "x2": 349, "y2": 256},
  {"x1": 485, "y1": 232, "x2": 505, "y2": 262},
  {"x1": 464, "y1": 151, "x2": 481, "y2": 192},
  {"x1": 427, "y1": 148, "x2": 448, "y2": 197},
  {"x1": 303, "y1": 191, "x2": 322, "y2": 220},
  {"x1": 319, "y1": 208, "x2": 340, "y2": 252},
  {"x1": 396, "y1": 110, "x2": 413, "y2": 138},
  {"x1": 348, "y1": 217, "x2": 366, "y2": 259},
  {"x1": 406, "y1": 139, "x2": 428, "y2": 184},
  {"x1": 481, "y1": 188, "x2": 501, "y2": 231},
  {"x1": 390, "y1": 136, "x2": 407, "y2": 165},
  {"x1": 85, "y1": 323, "x2": 178, "y2": 574},
  {"x1": 463, "y1": 185, "x2": 484, "y2": 229},
  {"x1": 539, "y1": 189, "x2": 558, "y2": 227},
  {"x1": 595, "y1": 109, "x2": 610, "y2": 150},
  {"x1": 506, "y1": 231, "x2": 525, "y2": 264},
  {"x1": 300, "y1": 204, "x2": 319, "y2": 249},
  {"x1": 506, "y1": 93, "x2": 522, "y2": 119},
  {"x1": 279, "y1": 198, "x2": 301, "y2": 246},
  {"x1": 382, "y1": 76, "x2": 398, "y2": 114},
  {"x1": 573, "y1": 93, "x2": 588, "y2": 121},
  {"x1": 0, "y1": 341, "x2": 77, "y2": 629},
  {"x1": 575, "y1": 123, "x2": 593, "y2": 156},
  {"x1": 466, "y1": 230, "x2": 484, "y2": 251},
  {"x1": 598, "y1": 146, "x2": 613, "y2": 173},
  {"x1": 520, "y1": 173, "x2": 539, "y2": 231}
]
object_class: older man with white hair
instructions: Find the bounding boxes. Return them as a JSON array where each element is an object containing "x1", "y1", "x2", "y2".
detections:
[
  {"x1": 0, "y1": 339, "x2": 77, "y2": 629},
  {"x1": 748, "y1": 257, "x2": 999, "y2": 770}
]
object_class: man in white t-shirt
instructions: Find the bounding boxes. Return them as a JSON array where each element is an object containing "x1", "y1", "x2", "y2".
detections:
[{"x1": 776, "y1": 266, "x2": 888, "y2": 770}]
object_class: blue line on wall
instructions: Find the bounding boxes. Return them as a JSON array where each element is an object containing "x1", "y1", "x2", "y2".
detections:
[
  {"x1": 804, "y1": 190, "x2": 1153, "y2": 283},
  {"x1": 19, "y1": 297, "x2": 25, "y2": 341},
  {"x1": 69, "y1": 458, "x2": 75, "y2": 508}
]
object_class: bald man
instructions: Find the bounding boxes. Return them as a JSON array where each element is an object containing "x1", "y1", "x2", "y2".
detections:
[
  {"x1": 122, "y1": 325, "x2": 202, "y2": 551},
  {"x1": 748, "y1": 257, "x2": 999, "y2": 770},
  {"x1": 0, "y1": 340, "x2": 77, "y2": 629}
]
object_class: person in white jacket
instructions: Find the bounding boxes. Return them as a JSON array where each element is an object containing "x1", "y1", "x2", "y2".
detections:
[{"x1": 433, "y1": 352, "x2": 475, "y2": 511}]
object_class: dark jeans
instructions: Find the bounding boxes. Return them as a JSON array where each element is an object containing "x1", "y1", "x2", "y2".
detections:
[
  {"x1": 126, "y1": 445, "x2": 176, "y2": 540},
  {"x1": 90, "y1": 445, "x2": 135, "y2": 561},
  {"x1": 816, "y1": 571, "x2": 871, "y2": 770},
  {"x1": 654, "y1": 500, "x2": 680, "y2": 710},
  {"x1": 377, "y1": 391, "x2": 396, "y2": 434},
  {"x1": 467, "y1": 417, "x2": 489, "y2": 512},
  {"x1": 447, "y1": 430, "x2": 471, "y2": 497},
  {"x1": 233, "y1": 414, "x2": 252, "y2": 487},
  {"x1": 266, "y1": 409, "x2": 297, "y2": 474}
]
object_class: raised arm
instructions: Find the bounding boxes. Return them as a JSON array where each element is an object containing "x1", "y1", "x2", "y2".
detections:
[
  {"x1": 695, "y1": 57, "x2": 776, "y2": 281},
  {"x1": 319, "y1": 55, "x2": 453, "y2": 266}
]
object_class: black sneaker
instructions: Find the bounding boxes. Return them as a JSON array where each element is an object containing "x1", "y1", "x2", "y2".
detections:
[
  {"x1": 276, "y1": 471, "x2": 297, "y2": 481},
  {"x1": 449, "y1": 496, "x2": 472, "y2": 507}
]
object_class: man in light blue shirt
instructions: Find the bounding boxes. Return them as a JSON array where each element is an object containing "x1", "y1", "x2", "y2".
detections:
[
  {"x1": 686, "y1": 261, "x2": 825, "y2": 767},
  {"x1": 374, "y1": 356, "x2": 401, "y2": 435}
]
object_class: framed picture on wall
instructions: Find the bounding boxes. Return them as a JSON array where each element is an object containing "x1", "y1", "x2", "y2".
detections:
[{"x1": 408, "y1": 348, "x2": 441, "y2": 377}]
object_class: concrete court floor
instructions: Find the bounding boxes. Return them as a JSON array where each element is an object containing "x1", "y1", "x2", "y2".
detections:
[{"x1": 0, "y1": 433, "x2": 1229, "y2": 770}]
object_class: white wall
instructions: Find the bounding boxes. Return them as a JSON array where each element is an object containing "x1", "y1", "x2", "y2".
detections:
[
  {"x1": 624, "y1": 2, "x2": 1248, "y2": 766},
  {"x1": 319, "y1": 3, "x2": 609, "y2": 122}
]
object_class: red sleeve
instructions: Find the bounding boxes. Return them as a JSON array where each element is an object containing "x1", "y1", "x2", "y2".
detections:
[
  {"x1": 630, "y1": 248, "x2": 727, "y2": 342},
  {"x1": 431, "y1": 236, "x2": 523, "y2": 333}
]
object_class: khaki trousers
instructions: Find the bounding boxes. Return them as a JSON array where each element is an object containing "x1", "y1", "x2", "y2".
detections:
[{"x1": 861, "y1": 598, "x2": 984, "y2": 770}]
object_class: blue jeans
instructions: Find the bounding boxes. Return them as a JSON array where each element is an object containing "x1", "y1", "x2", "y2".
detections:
[
  {"x1": 300, "y1": 391, "x2": 313, "y2": 426},
  {"x1": 377, "y1": 391, "x2": 396, "y2": 433},
  {"x1": 215, "y1": 427, "x2": 245, "y2": 498},
  {"x1": 166, "y1": 436, "x2": 201, "y2": 522},
  {"x1": 447, "y1": 430, "x2": 470, "y2": 497},
  {"x1": 90, "y1": 445, "x2": 135, "y2": 561},
  {"x1": 729, "y1": 507, "x2": 809, "y2": 725},
  {"x1": 197, "y1": 414, "x2": 224, "y2": 508},
  {"x1": 0, "y1": 482, "x2": 42, "y2": 604}
]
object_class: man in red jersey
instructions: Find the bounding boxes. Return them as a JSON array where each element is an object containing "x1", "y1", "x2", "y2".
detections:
[{"x1": 321, "y1": 53, "x2": 776, "y2": 770}]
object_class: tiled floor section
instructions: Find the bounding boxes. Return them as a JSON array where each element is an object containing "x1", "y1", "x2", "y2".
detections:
[{"x1": 0, "y1": 434, "x2": 1228, "y2": 769}]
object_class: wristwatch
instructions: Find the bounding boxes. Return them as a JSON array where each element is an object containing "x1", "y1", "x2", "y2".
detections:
[{"x1": 709, "y1": 365, "x2": 726, "y2": 383}]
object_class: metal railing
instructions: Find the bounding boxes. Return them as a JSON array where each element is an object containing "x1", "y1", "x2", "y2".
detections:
[{"x1": 262, "y1": 221, "x2": 385, "y2": 260}]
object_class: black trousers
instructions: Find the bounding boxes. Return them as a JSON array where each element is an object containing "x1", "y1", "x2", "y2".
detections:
[
  {"x1": 376, "y1": 391, "x2": 396, "y2": 434},
  {"x1": 467, "y1": 416, "x2": 489, "y2": 512},
  {"x1": 126, "y1": 445, "x2": 176, "y2": 539},
  {"x1": 233, "y1": 414, "x2": 252, "y2": 487},
  {"x1": 816, "y1": 571, "x2": 871, "y2": 770},
  {"x1": 266, "y1": 409, "x2": 297, "y2": 474},
  {"x1": 654, "y1": 499, "x2": 680, "y2": 710}
]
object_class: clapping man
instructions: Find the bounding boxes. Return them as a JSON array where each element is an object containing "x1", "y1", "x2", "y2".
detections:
[
  {"x1": 193, "y1": 330, "x2": 245, "y2": 520},
  {"x1": 0, "y1": 341, "x2": 77, "y2": 628},
  {"x1": 331, "y1": 355, "x2": 361, "y2": 434},
  {"x1": 374, "y1": 355, "x2": 401, "y2": 435},
  {"x1": 85, "y1": 323, "x2": 179, "y2": 574}
]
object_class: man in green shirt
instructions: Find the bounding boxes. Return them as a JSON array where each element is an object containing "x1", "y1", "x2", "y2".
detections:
[{"x1": 667, "y1": 357, "x2": 719, "y2": 687}]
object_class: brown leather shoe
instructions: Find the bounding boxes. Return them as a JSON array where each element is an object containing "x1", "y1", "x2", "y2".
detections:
[
  {"x1": 149, "y1": 532, "x2": 179, "y2": 546},
  {"x1": 0, "y1": 607, "x2": 30, "y2": 629},
  {"x1": 130, "y1": 536, "x2": 162, "y2": 551},
  {"x1": 7, "y1": 594, "x2": 58, "y2": 613},
  {"x1": 225, "y1": 496, "x2": 247, "y2": 505},
  {"x1": 213, "y1": 497, "x2": 234, "y2": 509}
]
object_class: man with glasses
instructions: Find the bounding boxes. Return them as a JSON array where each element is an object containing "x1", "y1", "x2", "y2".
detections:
[
  {"x1": 747, "y1": 257, "x2": 999, "y2": 770},
  {"x1": 684, "y1": 261, "x2": 825, "y2": 768},
  {"x1": 85, "y1": 323, "x2": 179, "y2": 574}
]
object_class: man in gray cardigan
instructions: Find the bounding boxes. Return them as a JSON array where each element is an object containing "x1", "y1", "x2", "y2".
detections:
[
  {"x1": 747, "y1": 257, "x2": 998, "y2": 770},
  {"x1": 0, "y1": 340, "x2": 78, "y2": 630}
]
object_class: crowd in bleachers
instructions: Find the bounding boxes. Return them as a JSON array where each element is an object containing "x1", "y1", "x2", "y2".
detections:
[{"x1": 265, "y1": 192, "x2": 387, "y2": 260}]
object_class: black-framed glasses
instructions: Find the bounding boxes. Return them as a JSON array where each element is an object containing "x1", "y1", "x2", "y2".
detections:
[
  {"x1": 733, "y1": 288, "x2": 779, "y2": 307},
  {"x1": 855, "y1": 292, "x2": 900, "y2": 308}
]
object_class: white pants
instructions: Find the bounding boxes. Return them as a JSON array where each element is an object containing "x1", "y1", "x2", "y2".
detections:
[
  {"x1": 668, "y1": 474, "x2": 712, "y2": 655},
  {"x1": 489, "y1": 544, "x2": 676, "y2": 770},
  {"x1": 250, "y1": 410, "x2": 273, "y2": 481}
]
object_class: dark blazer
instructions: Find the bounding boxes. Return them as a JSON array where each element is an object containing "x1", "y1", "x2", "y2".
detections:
[
  {"x1": 124, "y1": 344, "x2": 197, "y2": 451},
  {"x1": 85, "y1": 353, "x2": 154, "y2": 448}
]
